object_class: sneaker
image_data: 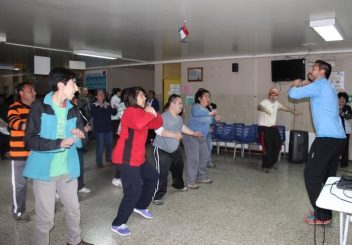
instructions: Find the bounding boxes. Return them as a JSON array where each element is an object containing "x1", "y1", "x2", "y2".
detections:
[
  {"x1": 262, "y1": 168, "x2": 270, "y2": 174},
  {"x1": 55, "y1": 193, "x2": 60, "y2": 199},
  {"x1": 112, "y1": 178, "x2": 123, "y2": 188},
  {"x1": 207, "y1": 163, "x2": 216, "y2": 168},
  {"x1": 153, "y1": 199, "x2": 164, "y2": 205},
  {"x1": 133, "y1": 208, "x2": 153, "y2": 219},
  {"x1": 304, "y1": 213, "x2": 331, "y2": 225},
  {"x1": 175, "y1": 187, "x2": 188, "y2": 192},
  {"x1": 196, "y1": 179, "x2": 213, "y2": 184},
  {"x1": 78, "y1": 187, "x2": 91, "y2": 194},
  {"x1": 111, "y1": 224, "x2": 131, "y2": 236},
  {"x1": 13, "y1": 212, "x2": 30, "y2": 223},
  {"x1": 186, "y1": 183, "x2": 200, "y2": 189}
]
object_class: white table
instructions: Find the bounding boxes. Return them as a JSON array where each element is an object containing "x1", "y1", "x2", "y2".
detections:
[{"x1": 316, "y1": 177, "x2": 352, "y2": 245}]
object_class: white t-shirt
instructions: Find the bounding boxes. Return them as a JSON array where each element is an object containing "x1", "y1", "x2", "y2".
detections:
[
  {"x1": 110, "y1": 95, "x2": 121, "y2": 120},
  {"x1": 258, "y1": 99, "x2": 283, "y2": 127}
]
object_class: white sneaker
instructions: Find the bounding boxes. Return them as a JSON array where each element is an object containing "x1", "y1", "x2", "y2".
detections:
[
  {"x1": 55, "y1": 193, "x2": 59, "y2": 199},
  {"x1": 78, "y1": 187, "x2": 91, "y2": 194},
  {"x1": 112, "y1": 178, "x2": 123, "y2": 188}
]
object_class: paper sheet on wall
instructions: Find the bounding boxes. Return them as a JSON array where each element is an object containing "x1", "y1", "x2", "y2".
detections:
[
  {"x1": 182, "y1": 85, "x2": 193, "y2": 95},
  {"x1": 185, "y1": 95, "x2": 194, "y2": 105},
  {"x1": 169, "y1": 84, "x2": 181, "y2": 95},
  {"x1": 330, "y1": 71, "x2": 344, "y2": 91}
]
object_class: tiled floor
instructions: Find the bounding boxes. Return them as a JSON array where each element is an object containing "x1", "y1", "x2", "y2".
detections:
[{"x1": 0, "y1": 144, "x2": 350, "y2": 245}]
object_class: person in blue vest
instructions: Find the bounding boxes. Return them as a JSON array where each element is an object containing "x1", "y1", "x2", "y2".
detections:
[
  {"x1": 288, "y1": 60, "x2": 346, "y2": 225},
  {"x1": 24, "y1": 67, "x2": 93, "y2": 245}
]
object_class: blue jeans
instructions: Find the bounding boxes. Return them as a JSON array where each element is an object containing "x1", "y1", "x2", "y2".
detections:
[{"x1": 95, "y1": 131, "x2": 113, "y2": 166}]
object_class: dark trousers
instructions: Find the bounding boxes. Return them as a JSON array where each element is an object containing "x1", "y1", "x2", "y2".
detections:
[
  {"x1": 111, "y1": 119, "x2": 120, "y2": 142},
  {"x1": 152, "y1": 147, "x2": 185, "y2": 200},
  {"x1": 258, "y1": 126, "x2": 281, "y2": 169},
  {"x1": 77, "y1": 148, "x2": 85, "y2": 190},
  {"x1": 95, "y1": 131, "x2": 113, "y2": 166},
  {"x1": 11, "y1": 160, "x2": 27, "y2": 214},
  {"x1": 112, "y1": 161, "x2": 159, "y2": 226},
  {"x1": 0, "y1": 132, "x2": 10, "y2": 154},
  {"x1": 340, "y1": 134, "x2": 350, "y2": 166},
  {"x1": 304, "y1": 137, "x2": 345, "y2": 220}
]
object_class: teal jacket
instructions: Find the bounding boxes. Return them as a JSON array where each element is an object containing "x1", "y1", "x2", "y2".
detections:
[{"x1": 23, "y1": 92, "x2": 83, "y2": 181}]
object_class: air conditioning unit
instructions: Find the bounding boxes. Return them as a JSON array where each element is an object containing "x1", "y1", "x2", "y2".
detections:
[{"x1": 0, "y1": 33, "x2": 6, "y2": 43}]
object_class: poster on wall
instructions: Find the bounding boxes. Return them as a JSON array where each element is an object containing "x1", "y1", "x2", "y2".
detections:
[
  {"x1": 85, "y1": 70, "x2": 107, "y2": 90},
  {"x1": 169, "y1": 84, "x2": 181, "y2": 95},
  {"x1": 329, "y1": 71, "x2": 344, "y2": 91},
  {"x1": 185, "y1": 95, "x2": 194, "y2": 105}
]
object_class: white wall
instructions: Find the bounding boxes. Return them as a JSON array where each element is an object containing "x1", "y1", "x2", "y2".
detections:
[
  {"x1": 155, "y1": 53, "x2": 352, "y2": 157},
  {"x1": 106, "y1": 66, "x2": 155, "y2": 93}
]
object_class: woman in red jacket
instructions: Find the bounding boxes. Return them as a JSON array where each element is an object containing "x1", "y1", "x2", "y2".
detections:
[{"x1": 111, "y1": 87, "x2": 162, "y2": 236}]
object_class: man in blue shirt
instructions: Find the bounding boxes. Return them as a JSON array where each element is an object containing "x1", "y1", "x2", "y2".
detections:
[{"x1": 288, "y1": 60, "x2": 345, "y2": 225}]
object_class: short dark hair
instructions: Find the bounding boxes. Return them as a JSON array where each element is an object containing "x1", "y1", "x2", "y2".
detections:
[
  {"x1": 120, "y1": 88, "x2": 130, "y2": 103},
  {"x1": 95, "y1": 89, "x2": 105, "y2": 96},
  {"x1": 338, "y1": 92, "x2": 349, "y2": 103},
  {"x1": 16, "y1": 82, "x2": 33, "y2": 97},
  {"x1": 148, "y1": 90, "x2": 155, "y2": 96},
  {"x1": 194, "y1": 88, "x2": 210, "y2": 104},
  {"x1": 314, "y1": 60, "x2": 332, "y2": 79},
  {"x1": 49, "y1": 67, "x2": 76, "y2": 92},
  {"x1": 164, "y1": 94, "x2": 181, "y2": 111},
  {"x1": 125, "y1": 86, "x2": 146, "y2": 107},
  {"x1": 112, "y1": 88, "x2": 121, "y2": 95}
]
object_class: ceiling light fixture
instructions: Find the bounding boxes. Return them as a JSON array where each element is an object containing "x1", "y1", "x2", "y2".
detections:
[
  {"x1": 309, "y1": 18, "x2": 343, "y2": 41},
  {"x1": 73, "y1": 49, "x2": 121, "y2": 60}
]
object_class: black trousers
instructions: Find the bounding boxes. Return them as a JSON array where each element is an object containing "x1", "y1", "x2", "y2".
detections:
[
  {"x1": 258, "y1": 126, "x2": 281, "y2": 169},
  {"x1": 340, "y1": 134, "x2": 350, "y2": 166},
  {"x1": 152, "y1": 147, "x2": 185, "y2": 200},
  {"x1": 304, "y1": 137, "x2": 345, "y2": 220},
  {"x1": 112, "y1": 161, "x2": 158, "y2": 226},
  {"x1": 77, "y1": 148, "x2": 85, "y2": 190}
]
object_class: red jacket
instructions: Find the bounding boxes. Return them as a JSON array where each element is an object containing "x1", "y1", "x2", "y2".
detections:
[{"x1": 112, "y1": 106, "x2": 163, "y2": 166}]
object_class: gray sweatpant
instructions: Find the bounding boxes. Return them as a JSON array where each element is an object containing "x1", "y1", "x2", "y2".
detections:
[
  {"x1": 11, "y1": 160, "x2": 28, "y2": 214},
  {"x1": 183, "y1": 135, "x2": 210, "y2": 185},
  {"x1": 32, "y1": 175, "x2": 81, "y2": 245}
]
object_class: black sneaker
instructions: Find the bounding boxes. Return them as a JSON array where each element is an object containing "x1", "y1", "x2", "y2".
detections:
[
  {"x1": 13, "y1": 212, "x2": 30, "y2": 223},
  {"x1": 153, "y1": 199, "x2": 164, "y2": 205},
  {"x1": 67, "y1": 240, "x2": 94, "y2": 245}
]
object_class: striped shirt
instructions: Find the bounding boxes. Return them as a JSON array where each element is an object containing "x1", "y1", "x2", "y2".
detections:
[{"x1": 7, "y1": 101, "x2": 31, "y2": 160}]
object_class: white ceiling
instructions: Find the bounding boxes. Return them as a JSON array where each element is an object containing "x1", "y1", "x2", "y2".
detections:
[{"x1": 0, "y1": 0, "x2": 352, "y2": 72}]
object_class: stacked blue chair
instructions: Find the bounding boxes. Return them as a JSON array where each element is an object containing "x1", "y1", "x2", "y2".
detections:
[
  {"x1": 232, "y1": 123, "x2": 245, "y2": 159},
  {"x1": 238, "y1": 124, "x2": 259, "y2": 158},
  {"x1": 276, "y1": 125, "x2": 286, "y2": 161},
  {"x1": 215, "y1": 123, "x2": 235, "y2": 155}
]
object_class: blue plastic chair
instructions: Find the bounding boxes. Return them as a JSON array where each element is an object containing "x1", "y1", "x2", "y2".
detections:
[
  {"x1": 276, "y1": 125, "x2": 286, "y2": 161},
  {"x1": 238, "y1": 124, "x2": 259, "y2": 158},
  {"x1": 232, "y1": 123, "x2": 245, "y2": 159},
  {"x1": 215, "y1": 123, "x2": 235, "y2": 155}
]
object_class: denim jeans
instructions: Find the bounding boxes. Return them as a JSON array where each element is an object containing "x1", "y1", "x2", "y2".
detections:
[{"x1": 95, "y1": 131, "x2": 113, "y2": 166}]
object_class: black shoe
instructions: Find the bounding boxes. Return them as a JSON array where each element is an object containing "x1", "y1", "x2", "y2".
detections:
[
  {"x1": 152, "y1": 199, "x2": 164, "y2": 205},
  {"x1": 67, "y1": 240, "x2": 94, "y2": 245},
  {"x1": 97, "y1": 164, "x2": 105, "y2": 168},
  {"x1": 262, "y1": 168, "x2": 270, "y2": 174},
  {"x1": 341, "y1": 164, "x2": 348, "y2": 168},
  {"x1": 13, "y1": 212, "x2": 30, "y2": 223}
]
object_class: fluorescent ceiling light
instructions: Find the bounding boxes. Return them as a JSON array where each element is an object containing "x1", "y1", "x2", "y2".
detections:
[
  {"x1": 0, "y1": 65, "x2": 18, "y2": 70},
  {"x1": 73, "y1": 49, "x2": 121, "y2": 60},
  {"x1": 309, "y1": 18, "x2": 343, "y2": 41}
]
